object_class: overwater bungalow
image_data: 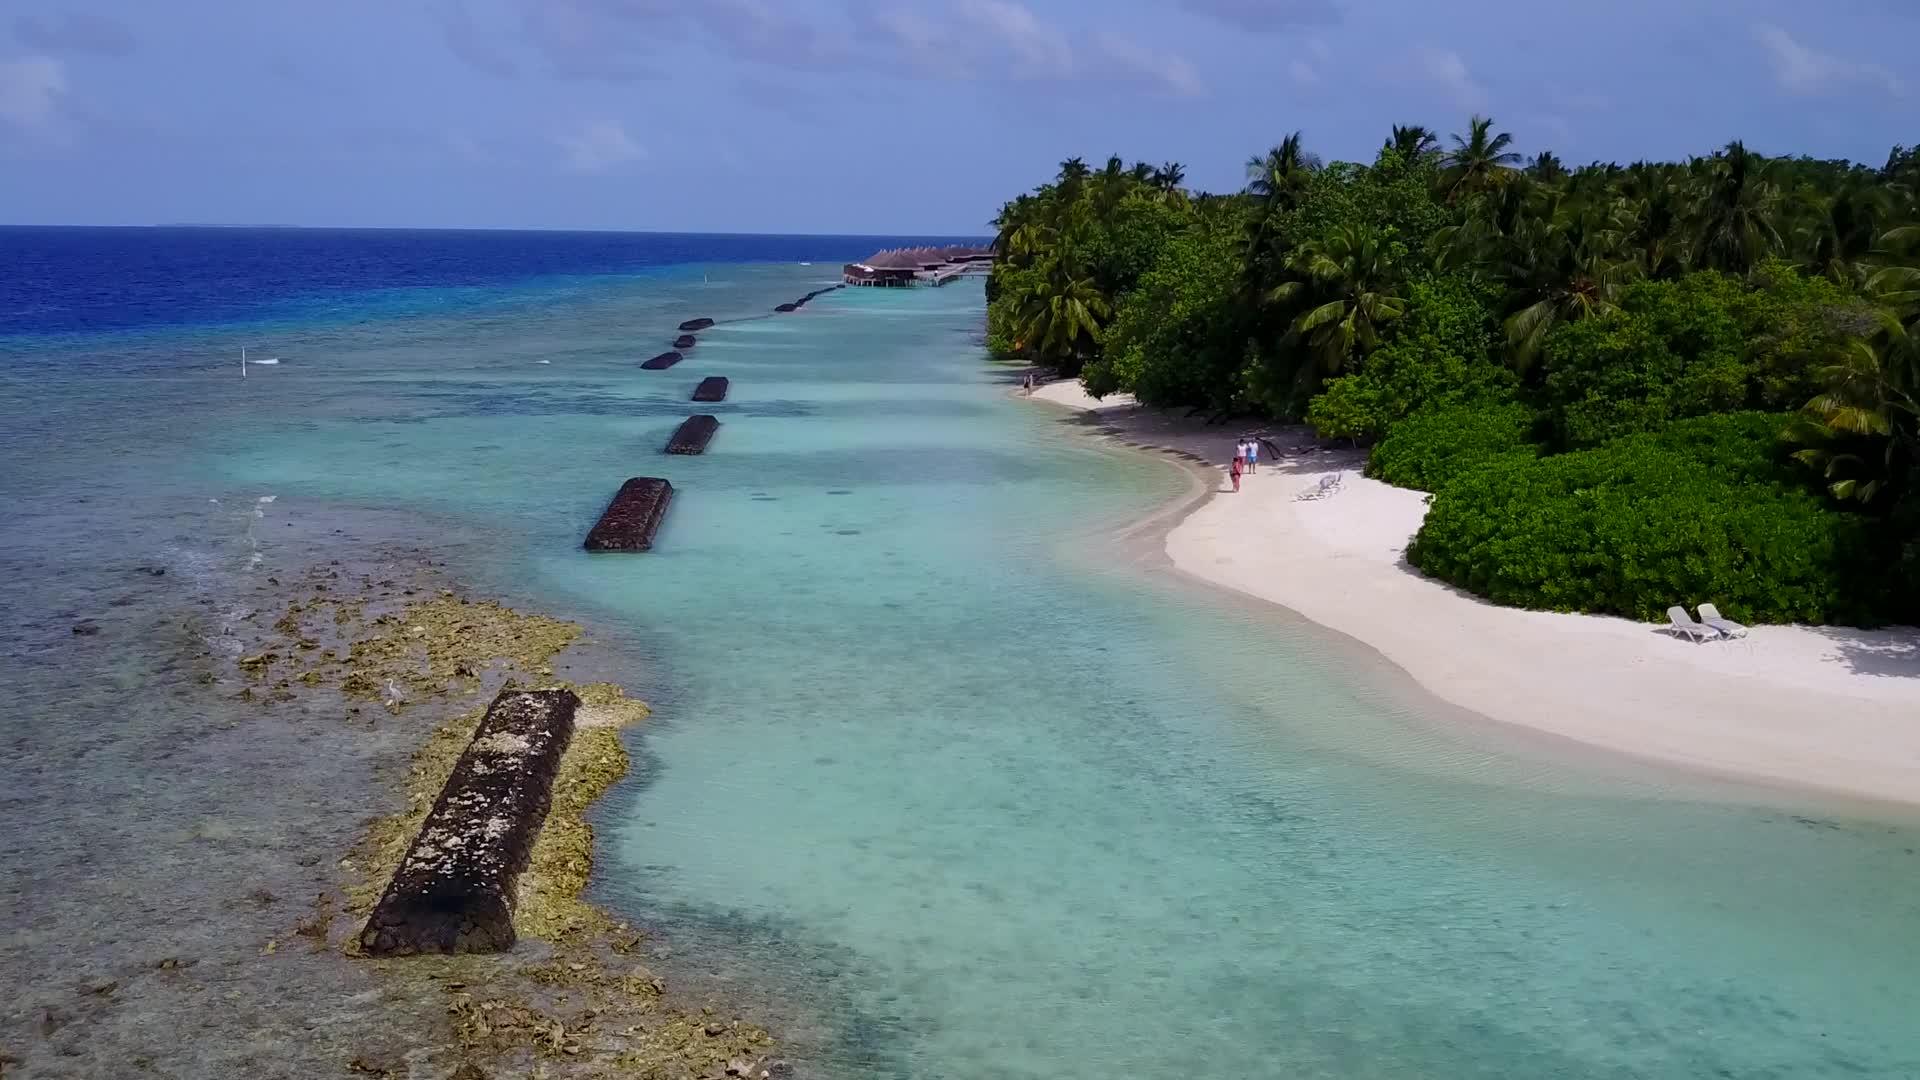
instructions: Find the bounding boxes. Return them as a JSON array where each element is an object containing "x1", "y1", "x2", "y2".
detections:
[{"x1": 844, "y1": 245, "x2": 994, "y2": 287}]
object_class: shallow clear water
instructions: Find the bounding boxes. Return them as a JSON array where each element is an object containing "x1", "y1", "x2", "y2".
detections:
[{"x1": 4, "y1": 239, "x2": 1919, "y2": 1078}]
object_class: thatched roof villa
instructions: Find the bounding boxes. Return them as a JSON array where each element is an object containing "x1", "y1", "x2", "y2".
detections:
[{"x1": 844, "y1": 244, "x2": 995, "y2": 287}]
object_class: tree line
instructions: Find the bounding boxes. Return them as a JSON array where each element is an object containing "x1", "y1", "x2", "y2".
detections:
[{"x1": 986, "y1": 121, "x2": 1920, "y2": 625}]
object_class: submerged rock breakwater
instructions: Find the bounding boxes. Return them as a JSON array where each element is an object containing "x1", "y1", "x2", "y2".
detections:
[{"x1": 359, "y1": 688, "x2": 580, "y2": 956}]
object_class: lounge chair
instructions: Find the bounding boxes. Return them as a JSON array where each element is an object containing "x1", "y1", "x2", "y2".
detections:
[
  {"x1": 1695, "y1": 603, "x2": 1748, "y2": 639},
  {"x1": 1665, "y1": 606, "x2": 1720, "y2": 643},
  {"x1": 1296, "y1": 474, "x2": 1343, "y2": 501}
]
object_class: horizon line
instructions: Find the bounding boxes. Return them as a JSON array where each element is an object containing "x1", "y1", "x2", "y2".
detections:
[{"x1": 0, "y1": 223, "x2": 995, "y2": 238}]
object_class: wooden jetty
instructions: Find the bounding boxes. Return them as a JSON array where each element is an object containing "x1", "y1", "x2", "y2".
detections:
[
  {"x1": 665, "y1": 415, "x2": 720, "y2": 455},
  {"x1": 358, "y1": 689, "x2": 580, "y2": 956},
  {"x1": 692, "y1": 376, "x2": 729, "y2": 403},
  {"x1": 641, "y1": 351, "x2": 683, "y2": 370},
  {"x1": 583, "y1": 477, "x2": 675, "y2": 551}
]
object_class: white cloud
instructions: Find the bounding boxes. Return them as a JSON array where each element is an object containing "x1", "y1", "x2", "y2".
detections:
[
  {"x1": 0, "y1": 56, "x2": 67, "y2": 134},
  {"x1": 1753, "y1": 23, "x2": 1902, "y2": 97},
  {"x1": 1094, "y1": 32, "x2": 1203, "y2": 97},
  {"x1": 1178, "y1": 0, "x2": 1342, "y2": 32},
  {"x1": 868, "y1": 8, "x2": 942, "y2": 55},
  {"x1": 439, "y1": 0, "x2": 1195, "y2": 101},
  {"x1": 440, "y1": 0, "x2": 518, "y2": 78},
  {"x1": 1416, "y1": 46, "x2": 1488, "y2": 112},
  {"x1": 956, "y1": 0, "x2": 1073, "y2": 73},
  {"x1": 1527, "y1": 113, "x2": 1574, "y2": 147},
  {"x1": 1552, "y1": 90, "x2": 1610, "y2": 111},
  {"x1": 513, "y1": 0, "x2": 848, "y2": 79},
  {"x1": 862, "y1": 1, "x2": 1200, "y2": 97},
  {"x1": 1289, "y1": 38, "x2": 1331, "y2": 86},
  {"x1": 555, "y1": 120, "x2": 645, "y2": 172},
  {"x1": 445, "y1": 130, "x2": 490, "y2": 163},
  {"x1": 12, "y1": 12, "x2": 136, "y2": 57}
]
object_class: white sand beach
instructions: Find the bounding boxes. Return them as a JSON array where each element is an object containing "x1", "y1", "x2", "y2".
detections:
[{"x1": 1034, "y1": 379, "x2": 1920, "y2": 808}]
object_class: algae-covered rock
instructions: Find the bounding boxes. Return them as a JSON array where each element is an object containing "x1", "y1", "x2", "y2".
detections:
[{"x1": 359, "y1": 689, "x2": 580, "y2": 957}]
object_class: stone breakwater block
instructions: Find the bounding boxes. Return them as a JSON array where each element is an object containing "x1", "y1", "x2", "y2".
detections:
[
  {"x1": 692, "y1": 376, "x2": 729, "y2": 403},
  {"x1": 641, "y1": 351, "x2": 683, "y2": 370},
  {"x1": 773, "y1": 303, "x2": 798, "y2": 313},
  {"x1": 665, "y1": 414, "x2": 720, "y2": 455},
  {"x1": 678, "y1": 317, "x2": 714, "y2": 332},
  {"x1": 358, "y1": 688, "x2": 581, "y2": 956},
  {"x1": 673, "y1": 334, "x2": 698, "y2": 349},
  {"x1": 584, "y1": 477, "x2": 674, "y2": 551}
]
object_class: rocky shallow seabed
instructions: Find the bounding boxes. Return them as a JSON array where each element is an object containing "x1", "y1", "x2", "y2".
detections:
[{"x1": 2, "y1": 546, "x2": 785, "y2": 1080}]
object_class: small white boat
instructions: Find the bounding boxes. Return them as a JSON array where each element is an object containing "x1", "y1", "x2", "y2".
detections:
[{"x1": 240, "y1": 347, "x2": 280, "y2": 376}]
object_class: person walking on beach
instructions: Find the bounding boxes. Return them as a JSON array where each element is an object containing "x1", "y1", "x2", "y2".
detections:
[
  {"x1": 1245, "y1": 435, "x2": 1259, "y2": 475},
  {"x1": 1229, "y1": 451, "x2": 1243, "y2": 492},
  {"x1": 1022, "y1": 371, "x2": 1035, "y2": 395},
  {"x1": 1233, "y1": 438, "x2": 1247, "y2": 474}
]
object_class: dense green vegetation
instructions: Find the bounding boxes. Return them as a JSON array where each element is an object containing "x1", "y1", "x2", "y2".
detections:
[{"x1": 989, "y1": 124, "x2": 1920, "y2": 624}]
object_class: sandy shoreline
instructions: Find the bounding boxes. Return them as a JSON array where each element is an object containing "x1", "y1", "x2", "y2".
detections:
[{"x1": 1031, "y1": 379, "x2": 1920, "y2": 810}]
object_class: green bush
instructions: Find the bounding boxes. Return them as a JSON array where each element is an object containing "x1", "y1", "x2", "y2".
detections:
[
  {"x1": 1539, "y1": 278, "x2": 1746, "y2": 448},
  {"x1": 1081, "y1": 195, "x2": 1192, "y2": 299},
  {"x1": 1537, "y1": 269, "x2": 1873, "y2": 449},
  {"x1": 1085, "y1": 213, "x2": 1254, "y2": 409},
  {"x1": 1366, "y1": 401, "x2": 1541, "y2": 492},
  {"x1": 1406, "y1": 414, "x2": 1897, "y2": 624},
  {"x1": 1307, "y1": 275, "x2": 1515, "y2": 441}
]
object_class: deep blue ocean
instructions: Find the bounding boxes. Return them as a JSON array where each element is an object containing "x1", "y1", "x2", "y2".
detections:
[
  {"x1": 3, "y1": 227, "x2": 1918, "y2": 1080},
  {"x1": 0, "y1": 226, "x2": 983, "y2": 337}
]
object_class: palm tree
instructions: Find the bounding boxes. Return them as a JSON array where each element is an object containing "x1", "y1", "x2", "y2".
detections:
[
  {"x1": 991, "y1": 194, "x2": 1055, "y2": 265},
  {"x1": 1797, "y1": 180, "x2": 1892, "y2": 286},
  {"x1": 1529, "y1": 151, "x2": 1568, "y2": 185},
  {"x1": 1787, "y1": 311, "x2": 1918, "y2": 502},
  {"x1": 1266, "y1": 224, "x2": 1407, "y2": 377},
  {"x1": 1692, "y1": 141, "x2": 1782, "y2": 275},
  {"x1": 1054, "y1": 157, "x2": 1091, "y2": 201},
  {"x1": 1867, "y1": 225, "x2": 1920, "y2": 329},
  {"x1": 1128, "y1": 161, "x2": 1156, "y2": 184},
  {"x1": 1440, "y1": 115, "x2": 1522, "y2": 201},
  {"x1": 1499, "y1": 202, "x2": 1634, "y2": 371},
  {"x1": 1245, "y1": 133, "x2": 1321, "y2": 206},
  {"x1": 1385, "y1": 124, "x2": 1440, "y2": 163},
  {"x1": 1154, "y1": 161, "x2": 1187, "y2": 193},
  {"x1": 1016, "y1": 262, "x2": 1112, "y2": 372},
  {"x1": 1089, "y1": 157, "x2": 1134, "y2": 220},
  {"x1": 1617, "y1": 162, "x2": 1692, "y2": 278}
]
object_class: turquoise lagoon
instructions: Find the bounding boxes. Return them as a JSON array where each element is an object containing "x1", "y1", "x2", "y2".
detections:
[{"x1": 3, "y1": 259, "x2": 1917, "y2": 1078}]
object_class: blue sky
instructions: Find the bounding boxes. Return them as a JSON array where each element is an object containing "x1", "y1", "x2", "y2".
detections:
[{"x1": 0, "y1": 1, "x2": 1911, "y2": 234}]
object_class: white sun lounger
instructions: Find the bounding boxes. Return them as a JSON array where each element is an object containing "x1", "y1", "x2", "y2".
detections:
[
  {"x1": 1295, "y1": 474, "x2": 1343, "y2": 501},
  {"x1": 1695, "y1": 603, "x2": 1747, "y2": 639},
  {"x1": 1665, "y1": 606, "x2": 1720, "y2": 643}
]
